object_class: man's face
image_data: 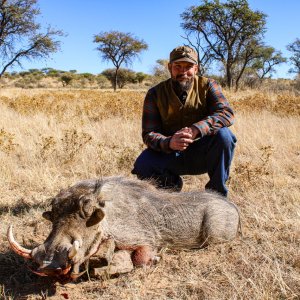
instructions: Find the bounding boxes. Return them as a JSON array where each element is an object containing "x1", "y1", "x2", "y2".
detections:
[{"x1": 168, "y1": 61, "x2": 198, "y2": 91}]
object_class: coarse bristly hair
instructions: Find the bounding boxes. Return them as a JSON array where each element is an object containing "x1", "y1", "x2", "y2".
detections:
[{"x1": 64, "y1": 176, "x2": 240, "y2": 249}]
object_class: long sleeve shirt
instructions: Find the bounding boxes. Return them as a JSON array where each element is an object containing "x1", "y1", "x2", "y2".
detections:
[{"x1": 142, "y1": 78, "x2": 234, "y2": 153}]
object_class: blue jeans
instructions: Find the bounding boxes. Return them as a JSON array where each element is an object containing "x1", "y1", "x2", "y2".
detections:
[{"x1": 132, "y1": 127, "x2": 237, "y2": 196}]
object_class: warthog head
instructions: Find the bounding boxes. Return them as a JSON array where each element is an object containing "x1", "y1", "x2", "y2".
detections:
[{"x1": 8, "y1": 179, "x2": 108, "y2": 281}]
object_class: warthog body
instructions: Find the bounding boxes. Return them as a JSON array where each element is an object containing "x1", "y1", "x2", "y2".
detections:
[{"x1": 8, "y1": 176, "x2": 240, "y2": 280}]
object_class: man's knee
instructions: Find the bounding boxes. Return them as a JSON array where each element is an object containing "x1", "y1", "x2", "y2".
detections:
[
  {"x1": 132, "y1": 149, "x2": 173, "y2": 178},
  {"x1": 132, "y1": 150, "x2": 153, "y2": 177},
  {"x1": 132, "y1": 149, "x2": 183, "y2": 191},
  {"x1": 214, "y1": 128, "x2": 237, "y2": 150}
]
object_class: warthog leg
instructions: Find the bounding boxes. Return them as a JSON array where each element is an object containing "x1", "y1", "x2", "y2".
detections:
[{"x1": 131, "y1": 245, "x2": 158, "y2": 267}]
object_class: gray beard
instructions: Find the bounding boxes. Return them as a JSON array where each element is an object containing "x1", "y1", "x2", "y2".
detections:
[{"x1": 171, "y1": 77, "x2": 193, "y2": 96}]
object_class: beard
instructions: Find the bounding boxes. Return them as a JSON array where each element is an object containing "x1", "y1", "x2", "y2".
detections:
[{"x1": 171, "y1": 74, "x2": 194, "y2": 95}]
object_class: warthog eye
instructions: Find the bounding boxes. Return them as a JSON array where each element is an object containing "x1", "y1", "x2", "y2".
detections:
[
  {"x1": 79, "y1": 197, "x2": 94, "y2": 218},
  {"x1": 51, "y1": 197, "x2": 60, "y2": 206},
  {"x1": 42, "y1": 211, "x2": 53, "y2": 221}
]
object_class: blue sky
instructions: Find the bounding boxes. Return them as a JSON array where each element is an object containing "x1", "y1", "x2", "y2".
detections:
[{"x1": 13, "y1": 0, "x2": 300, "y2": 78}]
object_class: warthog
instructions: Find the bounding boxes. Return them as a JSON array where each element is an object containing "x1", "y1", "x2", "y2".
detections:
[{"x1": 8, "y1": 176, "x2": 240, "y2": 281}]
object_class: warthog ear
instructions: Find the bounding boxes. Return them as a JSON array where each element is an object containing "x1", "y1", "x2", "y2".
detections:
[
  {"x1": 96, "y1": 181, "x2": 114, "y2": 203},
  {"x1": 42, "y1": 211, "x2": 53, "y2": 221},
  {"x1": 86, "y1": 208, "x2": 105, "y2": 227}
]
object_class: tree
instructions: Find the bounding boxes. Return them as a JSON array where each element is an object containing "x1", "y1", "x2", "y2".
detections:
[
  {"x1": 0, "y1": 0, "x2": 63, "y2": 77},
  {"x1": 135, "y1": 72, "x2": 148, "y2": 84},
  {"x1": 93, "y1": 31, "x2": 148, "y2": 91},
  {"x1": 181, "y1": 29, "x2": 214, "y2": 76},
  {"x1": 152, "y1": 59, "x2": 169, "y2": 80},
  {"x1": 95, "y1": 74, "x2": 110, "y2": 88},
  {"x1": 102, "y1": 68, "x2": 136, "y2": 89},
  {"x1": 181, "y1": 0, "x2": 267, "y2": 90},
  {"x1": 61, "y1": 73, "x2": 73, "y2": 87},
  {"x1": 251, "y1": 46, "x2": 286, "y2": 81},
  {"x1": 287, "y1": 38, "x2": 300, "y2": 75}
]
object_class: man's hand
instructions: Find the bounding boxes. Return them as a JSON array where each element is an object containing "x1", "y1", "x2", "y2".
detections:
[
  {"x1": 189, "y1": 125, "x2": 199, "y2": 140},
  {"x1": 169, "y1": 127, "x2": 194, "y2": 151},
  {"x1": 169, "y1": 126, "x2": 200, "y2": 151}
]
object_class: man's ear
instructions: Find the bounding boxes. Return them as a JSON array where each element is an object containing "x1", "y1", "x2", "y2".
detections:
[
  {"x1": 168, "y1": 63, "x2": 172, "y2": 74},
  {"x1": 86, "y1": 208, "x2": 105, "y2": 227}
]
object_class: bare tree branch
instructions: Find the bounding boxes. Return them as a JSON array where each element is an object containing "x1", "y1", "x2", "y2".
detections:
[
  {"x1": 181, "y1": 0, "x2": 267, "y2": 89},
  {"x1": 0, "y1": 0, "x2": 63, "y2": 77}
]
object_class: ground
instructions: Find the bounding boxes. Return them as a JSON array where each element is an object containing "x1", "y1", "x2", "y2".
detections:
[{"x1": 0, "y1": 88, "x2": 299, "y2": 299}]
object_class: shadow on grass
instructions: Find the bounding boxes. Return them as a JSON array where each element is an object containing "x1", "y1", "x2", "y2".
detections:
[
  {"x1": 0, "y1": 251, "x2": 57, "y2": 299},
  {"x1": 0, "y1": 198, "x2": 49, "y2": 217}
]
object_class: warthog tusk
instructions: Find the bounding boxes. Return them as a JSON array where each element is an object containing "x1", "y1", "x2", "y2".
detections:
[
  {"x1": 70, "y1": 269, "x2": 87, "y2": 279},
  {"x1": 7, "y1": 225, "x2": 32, "y2": 259},
  {"x1": 27, "y1": 265, "x2": 48, "y2": 277},
  {"x1": 68, "y1": 240, "x2": 80, "y2": 259}
]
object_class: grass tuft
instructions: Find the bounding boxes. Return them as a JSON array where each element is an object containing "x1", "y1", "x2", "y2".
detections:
[{"x1": 0, "y1": 88, "x2": 299, "y2": 299}]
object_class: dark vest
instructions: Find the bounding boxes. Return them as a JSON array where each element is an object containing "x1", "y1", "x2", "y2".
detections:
[{"x1": 154, "y1": 75, "x2": 209, "y2": 135}]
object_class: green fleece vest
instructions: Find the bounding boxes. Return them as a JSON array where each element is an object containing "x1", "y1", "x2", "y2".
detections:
[{"x1": 154, "y1": 75, "x2": 209, "y2": 135}]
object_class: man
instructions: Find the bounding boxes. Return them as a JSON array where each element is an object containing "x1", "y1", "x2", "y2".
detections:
[{"x1": 131, "y1": 45, "x2": 236, "y2": 196}]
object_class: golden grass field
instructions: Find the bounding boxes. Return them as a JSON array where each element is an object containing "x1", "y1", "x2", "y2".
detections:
[{"x1": 0, "y1": 87, "x2": 299, "y2": 299}]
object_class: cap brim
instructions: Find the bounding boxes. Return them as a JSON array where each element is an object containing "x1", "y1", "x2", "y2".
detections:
[{"x1": 171, "y1": 57, "x2": 197, "y2": 64}]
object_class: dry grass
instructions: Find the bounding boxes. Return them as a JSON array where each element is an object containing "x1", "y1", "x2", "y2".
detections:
[{"x1": 0, "y1": 88, "x2": 299, "y2": 299}]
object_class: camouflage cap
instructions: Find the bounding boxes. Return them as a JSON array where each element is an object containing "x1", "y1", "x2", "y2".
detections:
[{"x1": 169, "y1": 46, "x2": 198, "y2": 64}]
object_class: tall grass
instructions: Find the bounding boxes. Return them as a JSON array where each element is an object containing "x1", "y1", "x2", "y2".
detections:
[{"x1": 0, "y1": 88, "x2": 299, "y2": 299}]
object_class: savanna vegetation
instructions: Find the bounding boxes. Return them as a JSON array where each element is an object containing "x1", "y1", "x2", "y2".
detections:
[
  {"x1": 1, "y1": 0, "x2": 299, "y2": 91},
  {"x1": 0, "y1": 0, "x2": 299, "y2": 299},
  {"x1": 0, "y1": 67, "x2": 152, "y2": 89},
  {"x1": 0, "y1": 87, "x2": 299, "y2": 299},
  {"x1": 0, "y1": 0, "x2": 63, "y2": 78}
]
